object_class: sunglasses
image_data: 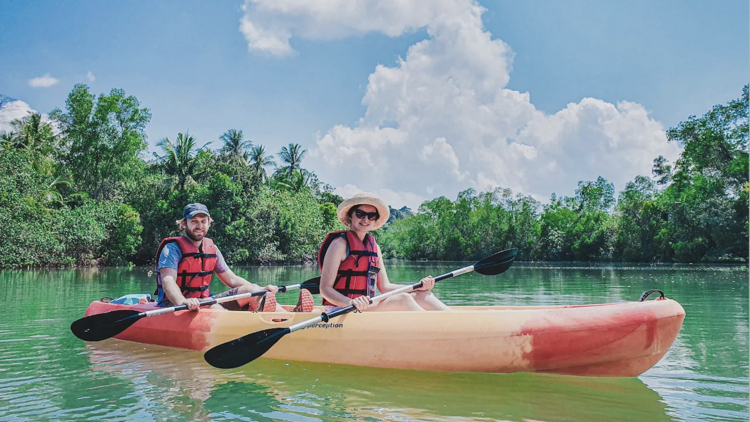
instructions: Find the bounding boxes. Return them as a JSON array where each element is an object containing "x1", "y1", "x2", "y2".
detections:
[{"x1": 354, "y1": 209, "x2": 379, "y2": 221}]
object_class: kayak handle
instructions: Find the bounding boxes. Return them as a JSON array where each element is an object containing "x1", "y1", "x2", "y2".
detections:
[{"x1": 638, "y1": 289, "x2": 665, "y2": 302}]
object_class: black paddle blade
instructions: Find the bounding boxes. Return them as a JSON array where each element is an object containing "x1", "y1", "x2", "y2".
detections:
[
  {"x1": 474, "y1": 248, "x2": 518, "y2": 276},
  {"x1": 70, "y1": 310, "x2": 142, "y2": 341},
  {"x1": 204, "y1": 327, "x2": 290, "y2": 369},
  {"x1": 300, "y1": 276, "x2": 321, "y2": 295}
]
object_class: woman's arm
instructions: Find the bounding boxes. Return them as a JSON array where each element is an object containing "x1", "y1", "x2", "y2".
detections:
[{"x1": 375, "y1": 245, "x2": 435, "y2": 293}]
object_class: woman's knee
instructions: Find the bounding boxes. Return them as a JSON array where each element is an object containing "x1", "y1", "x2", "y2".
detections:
[
  {"x1": 387, "y1": 293, "x2": 423, "y2": 310},
  {"x1": 412, "y1": 291, "x2": 433, "y2": 300}
]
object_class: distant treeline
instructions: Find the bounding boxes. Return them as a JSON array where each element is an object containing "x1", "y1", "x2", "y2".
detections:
[{"x1": 1, "y1": 84, "x2": 747, "y2": 268}]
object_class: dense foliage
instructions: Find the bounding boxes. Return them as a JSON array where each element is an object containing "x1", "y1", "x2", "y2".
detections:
[{"x1": 1, "y1": 84, "x2": 747, "y2": 268}]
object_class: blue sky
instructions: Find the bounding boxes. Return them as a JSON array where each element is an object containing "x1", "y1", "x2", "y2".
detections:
[{"x1": 1, "y1": 0, "x2": 747, "y2": 208}]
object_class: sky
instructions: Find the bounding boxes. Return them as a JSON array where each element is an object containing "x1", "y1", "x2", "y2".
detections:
[{"x1": 1, "y1": 0, "x2": 747, "y2": 209}]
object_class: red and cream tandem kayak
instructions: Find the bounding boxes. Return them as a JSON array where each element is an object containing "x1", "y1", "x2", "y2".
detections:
[{"x1": 82, "y1": 292, "x2": 685, "y2": 377}]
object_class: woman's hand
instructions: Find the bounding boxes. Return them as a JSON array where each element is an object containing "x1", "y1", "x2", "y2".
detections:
[
  {"x1": 415, "y1": 275, "x2": 435, "y2": 291},
  {"x1": 349, "y1": 296, "x2": 371, "y2": 311},
  {"x1": 263, "y1": 284, "x2": 279, "y2": 294}
]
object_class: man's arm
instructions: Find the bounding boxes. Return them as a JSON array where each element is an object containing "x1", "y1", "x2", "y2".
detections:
[
  {"x1": 215, "y1": 267, "x2": 258, "y2": 289},
  {"x1": 213, "y1": 247, "x2": 278, "y2": 295},
  {"x1": 213, "y1": 246, "x2": 257, "y2": 289},
  {"x1": 160, "y1": 267, "x2": 200, "y2": 310}
]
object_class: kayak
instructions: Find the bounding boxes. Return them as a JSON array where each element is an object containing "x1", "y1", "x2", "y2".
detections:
[{"x1": 82, "y1": 294, "x2": 685, "y2": 377}]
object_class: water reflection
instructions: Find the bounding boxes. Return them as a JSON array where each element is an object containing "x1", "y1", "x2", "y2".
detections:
[{"x1": 85, "y1": 341, "x2": 675, "y2": 422}]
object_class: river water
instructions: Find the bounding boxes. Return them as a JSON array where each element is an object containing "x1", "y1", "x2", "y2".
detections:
[{"x1": 0, "y1": 262, "x2": 747, "y2": 421}]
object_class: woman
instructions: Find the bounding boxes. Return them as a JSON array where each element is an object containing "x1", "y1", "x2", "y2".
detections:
[{"x1": 319, "y1": 192, "x2": 450, "y2": 312}]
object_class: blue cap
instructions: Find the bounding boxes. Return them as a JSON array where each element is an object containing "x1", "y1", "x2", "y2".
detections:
[{"x1": 183, "y1": 203, "x2": 210, "y2": 219}]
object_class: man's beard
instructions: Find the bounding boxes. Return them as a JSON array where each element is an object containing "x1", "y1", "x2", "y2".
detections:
[{"x1": 185, "y1": 227, "x2": 204, "y2": 242}]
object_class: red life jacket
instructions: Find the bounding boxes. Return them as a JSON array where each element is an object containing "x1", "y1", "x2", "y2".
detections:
[
  {"x1": 154, "y1": 236, "x2": 218, "y2": 299},
  {"x1": 318, "y1": 230, "x2": 380, "y2": 306}
]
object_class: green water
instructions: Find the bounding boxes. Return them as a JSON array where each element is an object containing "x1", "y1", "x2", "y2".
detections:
[{"x1": 0, "y1": 262, "x2": 747, "y2": 422}]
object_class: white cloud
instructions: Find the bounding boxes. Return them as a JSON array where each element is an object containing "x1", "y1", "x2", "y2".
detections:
[
  {"x1": 245, "y1": 0, "x2": 682, "y2": 209},
  {"x1": 86, "y1": 71, "x2": 95, "y2": 82},
  {"x1": 0, "y1": 97, "x2": 34, "y2": 134},
  {"x1": 28, "y1": 73, "x2": 59, "y2": 88},
  {"x1": 239, "y1": 0, "x2": 475, "y2": 55}
]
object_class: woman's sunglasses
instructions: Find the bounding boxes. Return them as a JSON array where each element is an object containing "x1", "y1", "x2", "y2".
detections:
[{"x1": 354, "y1": 209, "x2": 379, "y2": 221}]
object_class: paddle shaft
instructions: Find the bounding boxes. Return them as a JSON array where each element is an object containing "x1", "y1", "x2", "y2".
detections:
[
  {"x1": 138, "y1": 282, "x2": 309, "y2": 318},
  {"x1": 282, "y1": 263, "x2": 476, "y2": 334}
]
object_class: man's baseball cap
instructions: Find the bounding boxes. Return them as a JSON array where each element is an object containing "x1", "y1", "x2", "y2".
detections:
[{"x1": 183, "y1": 203, "x2": 210, "y2": 219}]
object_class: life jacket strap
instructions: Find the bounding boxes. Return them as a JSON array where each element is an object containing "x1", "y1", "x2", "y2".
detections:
[
  {"x1": 177, "y1": 270, "x2": 213, "y2": 287},
  {"x1": 183, "y1": 285, "x2": 210, "y2": 293},
  {"x1": 181, "y1": 252, "x2": 217, "y2": 259}
]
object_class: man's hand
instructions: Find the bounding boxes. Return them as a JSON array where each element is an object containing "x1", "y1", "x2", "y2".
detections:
[{"x1": 179, "y1": 297, "x2": 201, "y2": 311}]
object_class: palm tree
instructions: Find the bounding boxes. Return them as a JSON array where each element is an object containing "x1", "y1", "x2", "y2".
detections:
[
  {"x1": 42, "y1": 174, "x2": 73, "y2": 206},
  {"x1": 249, "y1": 144, "x2": 275, "y2": 182},
  {"x1": 0, "y1": 130, "x2": 17, "y2": 149},
  {"x1": 154, "y1": 132, "x2": 210, "y2": 190},
  {"x1": 272, "y1": 169, "x2": 313, "y2": 193},
  {"x1": 219, "y1": 129, "x2": 252, "y2": 165},
  {"x1": 274, "y1": 143, "x2": 307, "y2": 178},
  {"x1": 2, "y1": 113, "x2": 56, "y2": 153},
  {"x1": 2, "y1": 113, "x2": 58, "y2": 175}
]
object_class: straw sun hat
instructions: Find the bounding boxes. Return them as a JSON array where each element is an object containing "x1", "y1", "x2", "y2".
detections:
[{"x1": 337, "y1": 192, "x2": 390, "y2": 230}]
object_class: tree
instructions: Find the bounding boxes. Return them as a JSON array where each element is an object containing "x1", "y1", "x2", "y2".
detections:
[
  {"x1": 4, "y1": 113, "x2": 56, "y2": 153},
  {"x1": 614, "y1": 175, "x2": 662, "y2": 261},
  {"x1": 42, "y1": 174, "x2": 73, "y2": 207},
  {"x1": 274, "y1": 143, "x2": 307, "y2": 178},
  {"x1": 575, "y1": 176, "x2": 615, "y2": 212},
  {"x1": 249, "y1": 144, "x2": 275, "y2": 182},
  {"x1": 271, "y1": 169, "x2": 314, "y2": 193},
  {"x1": 155, "y1": 132, "x2": 211, "y2": 191},
  {"x1": 219, "y1": 129, "x2": 252, "y2": 165},
  {"x1": 667, "y1": 84, "x2": 748, "y2": 195},
  {"x1": 656, "y1": 85, "x2": 749, "y2": 261},
  {"x1": 1, "y1": 113, "x2": 59, "y2": 176},
  {"x1": 50, "y1": 84, "x2": 151, "y2": 200}
]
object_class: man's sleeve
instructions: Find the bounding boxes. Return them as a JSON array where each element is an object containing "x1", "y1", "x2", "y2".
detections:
[
  {"x1": 157, "y1": 242, "x2": 181, "y2": 271},
  {"x1": 214, "y1": 246, "x2": 229, "y2": 274}
]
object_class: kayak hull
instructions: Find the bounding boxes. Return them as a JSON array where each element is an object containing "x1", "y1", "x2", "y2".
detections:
[{"x1": 83, "y1": 299, "x2": 685, "y2": 377}]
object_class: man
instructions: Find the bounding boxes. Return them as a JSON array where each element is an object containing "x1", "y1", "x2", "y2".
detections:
[{"x1": 155, "y1": 203, "x2": 314, "y2": 312}]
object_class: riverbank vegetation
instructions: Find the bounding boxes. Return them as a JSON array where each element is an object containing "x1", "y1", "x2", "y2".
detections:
[{"x1": 1, "y1": 84, "x2": 747, "y2": 268}]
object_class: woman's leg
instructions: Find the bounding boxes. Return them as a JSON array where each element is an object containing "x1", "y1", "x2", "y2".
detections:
[
  {"x1": 411, "y1": 290, "x2": 451, "y2": 311},
  {"x1": 368, "y1": 292, "x2": 425, "y2": 311}
]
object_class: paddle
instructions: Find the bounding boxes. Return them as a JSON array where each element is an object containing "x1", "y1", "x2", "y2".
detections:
[
  {"x1": 204, "y1": 248, "x2": 518, "y2": 369},
  {"x1": 70, "y1": 276, "x2": 321, "y2": 342}
]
